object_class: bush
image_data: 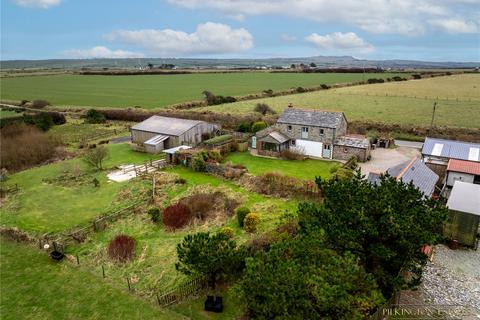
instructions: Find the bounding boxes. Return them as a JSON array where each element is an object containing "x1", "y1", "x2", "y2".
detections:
[
  {"x1": 320, "y1": 84, "x2": 330, "y2": 89},
  {"x1": 180, "y1": 193, "x2": 216, "y2": 220},
  {"x1": 107, "y1": 235, "x2": 136, "y2": 263},
  {"x1": 254, "y1": 103, "x2": 276, "y2": 115},
  {"x1": 191, "y1": 154, "x2": 206, "y2": 172},
  {"x1": 163, "y1": 203, "x2": 191, "y2": 229},
  {"x1": 31, "y1": 99, "x2": 50, "y2": 109},
  {"x1": 263, "y1": 89, "x2": 274, "y2": 96},
  {"x1": 296, "y1": 87, "x2": 306, "y2": 93},
  {"x1": 280, "y1": 148, "x2": 305, "y2": 160},
  {"x1": 148, "y1": 208, "x2": 161, "y2": 223},
  {"x1": 251, "y1": 121, "x2": 268, "y2": 133},
  {"x1": 236, "y1": 207, "x2": 250, "y2": 227},
  {"x1": 244, "y1": 212, "x2": 260, "y2": 233},
  {"x1": 412, "y1": 74, "x2": 422, "y2": 80},
  {"x1": 46, "y1": 112, "x2": 66, "y2": 125},
  {"x1": 202, "y1": 91, "x2": 237, "y2": 105},
  {"x1": 237, "y1": 121, "x2": 253, "y2": 133},
  {"x1": 222, "y1": 227, "x2": 234, "y2": 238},
  {"x1": 23, "y1": 113, "x2": 54, "y2": 131},
  {"x1": 82, "y1": 145, "x2": 108, "y2": 170},
  {"x1": 0, "y1": 124, "x2": 60, "y2": 172},
  {"x1": 85, "y1": 109, "x2": 106, "y2": 124}
]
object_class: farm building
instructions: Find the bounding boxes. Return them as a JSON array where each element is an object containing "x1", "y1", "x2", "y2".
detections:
[
  {"x1": 130, "y1": 116, "x2": 219, "y2": 153},
  {"x1": 253, "y1": 107, "x2": 370, "y2": 161},
  {"x1": 444, "y1": 181, "x2": 480, "y2": 247},
  {"x1": 445, "y1": 159, "x2": 480, "y2": 188},
  {"x1": 422, "y1": 137, "x2": 480, "y2": 179},
  {"x1": 367, "y1": 158, "x2": 439, "y2": 197}
]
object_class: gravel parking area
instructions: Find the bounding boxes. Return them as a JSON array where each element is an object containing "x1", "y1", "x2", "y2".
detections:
[{"x1": 358, "y1": 146, "x2": 421, "y2": 177}]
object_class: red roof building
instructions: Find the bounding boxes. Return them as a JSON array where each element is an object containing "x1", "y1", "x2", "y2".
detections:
[{"x1": 447, "y1": 159, "x2": 480, "y2": 175}]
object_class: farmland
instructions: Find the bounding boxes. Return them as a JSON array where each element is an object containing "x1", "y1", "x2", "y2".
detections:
[
  {"x1": 0, "y1": 72, "x2": 408, "y2": 109},
  {"x1": 198, "y1": 73, "x2": 480, "y2": 128}
]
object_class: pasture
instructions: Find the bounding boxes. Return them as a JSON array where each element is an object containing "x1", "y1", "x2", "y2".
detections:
[
  {"x1": 0, "y1": 72, "x2": 408, "y2": 109},
  {"x1": 198, "y1": 74, "x2": 480, "y2": 128}
]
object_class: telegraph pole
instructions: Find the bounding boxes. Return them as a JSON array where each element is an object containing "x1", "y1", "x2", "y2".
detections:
[{"x1": 430, "y1": 102, "x2": 437, "y2": 132}]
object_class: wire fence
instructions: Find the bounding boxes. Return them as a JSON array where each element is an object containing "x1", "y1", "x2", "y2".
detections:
[{"x1": 331, "y1": 91, "x2": 477, "y2": 103}]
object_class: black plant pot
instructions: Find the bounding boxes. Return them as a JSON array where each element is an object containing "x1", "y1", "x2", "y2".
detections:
[
  {"x1": 204, "y1": 295, "x2": 223, "y2": 313},
  {"x1": 50, "y1": 250, "x2": 64, "y2": 261}
]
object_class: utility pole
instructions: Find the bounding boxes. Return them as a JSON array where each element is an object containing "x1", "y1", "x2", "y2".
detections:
[{"x1": 430, "y1": 102, "x2": 437, "y2": 132}]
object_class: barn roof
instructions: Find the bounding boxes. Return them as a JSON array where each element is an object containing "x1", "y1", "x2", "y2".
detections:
[
  {"x1": 277, "y1": 108, "x2": 345, "y2": 129},
  {"x1": 131, "y1": 116, "x2": 203, "y2": 136},
  {"x1": 447, "y1": 181, "x2": 480, "y2": 216},
  {"x1": 447, "y1": 159, "x2": 480, "y2": 175},
  {"x1": 422, "y1": 137, "x2": 480, "y2": 162},
  {"x1": 368, "y1": 158, "x2": 439, "y2": 197}
]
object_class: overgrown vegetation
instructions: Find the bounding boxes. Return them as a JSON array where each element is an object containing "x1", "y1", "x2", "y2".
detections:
[
  {"x1": 84, "y1": 109, "x2": 106, "y2": 124},
  {"x1": 82, "y1": 145, "x2": 108, "y2": 170},
  {"x1": 107, "y1": 235, "x2": 136, "y2": 263}
]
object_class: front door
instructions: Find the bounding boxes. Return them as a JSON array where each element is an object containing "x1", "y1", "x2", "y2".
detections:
[
  {"x1": 322, "y1": 144, "x2": 331, "y2": 158},
  {"x1": 301, "y1": 127, "x2": 309, "y2": 139},
  {"x1": 251, "y1": 136, "x2": 257, "y2": 149}
]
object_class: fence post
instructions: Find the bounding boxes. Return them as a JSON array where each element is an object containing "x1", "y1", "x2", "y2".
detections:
[
  {"x1": 156, "y1": 293, "x2": 161, "y2": 306},
  {"x1": 126, "y1": 277, "x2": 132, "y2": 291},
  {"x1": 76, "y1": 254, "x2": 80, "y2": 265},
  {"x1": 102, "y1": 265, "x2": 105, "y2": 278}
]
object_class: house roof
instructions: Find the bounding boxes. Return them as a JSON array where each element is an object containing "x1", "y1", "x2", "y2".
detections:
[
  {"x1": 447, "y1": 181, "x2": 480, "y2": 216},
  {"x1": 277, "y1": 108, "x2": 345, "y2": 129},
  {"x1": 367, "y1": 158, "x2": 439, "y2": 197},
  {"x1": 131, "y1": 115, "x2": 203, "y2": 136},
  {"x1": 447, "y1": 159, "x2": 480, "y2": 176},
  {"x1": 334, "y1": 136, "x2": 370, "y2": 149},
  {"x1": 422, "y1": 137, "x2": 480, "y2": 162},
  {"x1": 144, "y1": 134, "x2": 168, "y2": 146}
]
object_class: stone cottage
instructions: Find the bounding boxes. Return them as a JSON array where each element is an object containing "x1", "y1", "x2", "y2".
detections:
[{"x1": 253, "y1": 107, "x2": 370, "y2": 162}]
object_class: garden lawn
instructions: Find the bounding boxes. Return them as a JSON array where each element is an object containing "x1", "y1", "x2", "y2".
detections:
[
  {"x1": 1, "y1": 143, "x2": 162, "y2": 233},
  {"x1": 69, "y1": 167, "x2": 297, "y2": 297},
  {"x1": 198, "y1": 74, "x2": 480, "y2": 129},
  {"x1": 224, "y1": 152, "x2": 338, "y2": 180},
  {"x1": 0, "y1": 72, "x2": 409, "y2": 109},
  {"x1": 0, "y1": 238, "x2": 182, "y2": 320}
]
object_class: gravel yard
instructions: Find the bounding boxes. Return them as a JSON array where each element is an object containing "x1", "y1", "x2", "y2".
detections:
[{"x1": 358, "y1": 146, "x2": 421, "y2": 177}]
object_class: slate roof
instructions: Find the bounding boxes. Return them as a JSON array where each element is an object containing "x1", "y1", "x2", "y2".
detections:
[
  {"x1": 131, "y1": 116, "x2": 203, "y2": 136},
  {"x1": 447, "y1": 159, "x2": 480, "y2": 175},
  {"x1": 334, "y1": 136, "x2": 370, "y2": 149},
  {"x1": 367, "y1": 158, "x2": 439, "y2": 197},
  {"x1": 447, "y1": 181, "x2": 480, "y2": 216},
  {"x1": 268, "y1": 131, "x2": 290, "y2": 144},
  {"x1": 422, "y1": 137, "x2": 480, "y2": 162},
  {"x1": 277, "y1": 108, "x2": 345, "y2": 129}
]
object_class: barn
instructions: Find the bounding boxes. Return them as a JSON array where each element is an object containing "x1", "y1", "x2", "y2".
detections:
[{"x1": 130, "y1": 116, "x2": 219, "y2": 153}]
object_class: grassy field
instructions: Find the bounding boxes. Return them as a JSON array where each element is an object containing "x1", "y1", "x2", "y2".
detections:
[
  {"x1": 198, "y1": 74, "x2": 480, "y2": 128},
  {"x1": 0, "y1": 239, "x2": 181, "y2": 320},
  {"x1": 1, "y1": 143, "x2": 162, "y2": 233},
  {"x1": 0, "y1": 72, "x2": 408, "y2": 109},
  {"x1": 224, "y1": 152, "x2": 339, "y2": 180},
  {"x1": 0, "y1": 109, "x2": 22, "y2": 119}
]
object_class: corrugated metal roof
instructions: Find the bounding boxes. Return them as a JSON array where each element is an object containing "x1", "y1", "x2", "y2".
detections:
[
  {"x1": 277, "y1": 108, "x2": 345, "y2": 128},
  {"x1": 162, "y1": 145, "x2": 192, "y2": 154},
  {"x1": 447, "y1": 159, "x2": 480, "y2": 175},
  {"x1": 144, "y1": 134, "x2": 169, "y2": 146},
  {"x1": 131, "y1": 116, "x2": 203, "y2": 136},
  {"x1": 447, "y1": 181, "x2": 480, "y2": 216},
  {"x1": 367, "y1": 158, "x2": 439, "y2": 197},
  {"x1": 422, "y1": 137, "x2": 480, "y2": 162}
]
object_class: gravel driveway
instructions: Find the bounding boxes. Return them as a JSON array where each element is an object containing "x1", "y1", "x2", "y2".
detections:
[{"x1": 358, "y1": 146, "x2": 421, "y2": 177}]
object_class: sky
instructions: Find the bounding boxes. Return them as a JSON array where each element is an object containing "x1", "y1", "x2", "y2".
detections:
[{"x1": 1, "y1": 0, "x2": 479, "y2": 61}]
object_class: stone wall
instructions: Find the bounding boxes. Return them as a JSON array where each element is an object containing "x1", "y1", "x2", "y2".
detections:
[
  {"x1": 276, "y1": 123, "x2": 336, "y2": 144},
  {"x1": 333, "y1": 145, "x2": 369, "y2": 162}
]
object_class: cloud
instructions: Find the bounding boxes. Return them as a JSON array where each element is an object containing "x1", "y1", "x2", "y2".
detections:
[
  {"x1": 14, "y1": 0, "x2": 61, "y2": 8},
  {"x1": 63, "y1": 46, "x2": 144, "y2": 59},
  {"x1": 106, "y1": 22, "x2": 253, "y2": 56},
  {"x1": 281, "y1": 33, "x2": 297, "y2": 42},
  {"x1": 168, "y1": 0, "x2": 480, "y2": 35},
  {"x1": 429, "y1": 18, "x2": 478, "y2": 34},
  {"x1": 305, "y1": 32, "x2": 374, "y2": 53}
]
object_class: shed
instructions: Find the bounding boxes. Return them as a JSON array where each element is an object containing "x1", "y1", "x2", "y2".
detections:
[
  {"x1": 445, "y1": 159, "x2": 480, "y2": 187},
  {"x1": 444, "y1": 181, "x2": 480, "y2": 247},
  {"x1": 144, "y1": 135, "x2": 169, "y2": 154},
  {"x1": 162, "y1": 145, "x2": 192, "y2": 164}
]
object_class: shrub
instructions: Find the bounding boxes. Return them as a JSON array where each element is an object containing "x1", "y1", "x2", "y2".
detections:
[
  {"x1": 191, "y1": 154, "x2": 206, "y2": 172},
  {"x1": 202, "y1": 91, "x2": 236, "y2": 105},
  {"x1": 82, "y1": 145, "x2": 108, "y2": 170},
  {"x1": 222, "y1": 227, "x2": 234, "y2": 238},
  {"x1": 280, "y1": 148, "x2": 305, "y2": 160},
  {"x1": 244, "y1": 212, "x2": 260, "y2": 233},
  {"x1": 181, "y1": 193, "x2": 216, "y2": 220},
  {"x1": 31, "y1": 99, "x2": 50, "y2": 109},
  {"x1": 85, "y1": 109, "x2": 106, "y2": 124},
  {"x1": 236, "y1": 207, "x2": 250, "y2": 227},
  {"x1": 254, "y1": 103, "x2": 276, "y2": 115},
  {"x1": 148, "y1": 208, "x2": 161, "y2": 223},
  {"x1": 251, "y1": 121, "x2": 268, "y2": 133},
  {"x1": 163, "y1": 203, "x2": 191, "y2": 229},
  {"x1": 23, "y1": 113, "x2": 54, "y2": 131},
  {"x1": 320, "y1": 84, "x2": 330, "y2": 89},
  {"x1": 296, "y1": 87, "x2": 306, "y2": 93},
  {"x1": 107, "y1": 235, "x2": 136, "y2": 263},
  {"x1": 238, "y1": 121, "x2": 252, "y2": 133},
  {"x1": 46, "y1": 112, "x2": 66, "y2": 125},
  {"x1": 263, "y1": 89, "x2": 274, "y2": 96},
  {"x1": 412, "y1": 74, "x2": 422, "y2": 80}
]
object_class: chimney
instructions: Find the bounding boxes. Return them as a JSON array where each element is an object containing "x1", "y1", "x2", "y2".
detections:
[{"x1": 288, "y1": 103, "x2": 293, "y2": 108}]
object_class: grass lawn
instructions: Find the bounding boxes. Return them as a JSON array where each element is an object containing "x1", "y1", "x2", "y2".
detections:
[
  {"x1": 198, "y1": 74, "x2": 480, "y2": 128},
  {"x1": 0, "y1": 72, "x2": 409, "y2": 109},
  {"x1": 69, "y1": 166, "x2": 297, "y2": 297},
  {"x1": 1, "y1": 143, "x2": 162, "y2": 233},
  {"x1": 0, "y1": 239, "x2": 182, "y2": 320},
  {"x1": 0, "y1": 109, "x2": 22, "y2": 119},
  {"x1": 224, "y1": 152, "x2": 338, "y2": 180}
]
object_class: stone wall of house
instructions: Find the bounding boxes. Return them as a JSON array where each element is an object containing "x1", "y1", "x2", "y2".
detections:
[
  {"x1": 276, "y1": 123, "x2": 336, "y2": 144},
  {"x1": 333, "y1": 145, "x2": 369, "y2": 162}
]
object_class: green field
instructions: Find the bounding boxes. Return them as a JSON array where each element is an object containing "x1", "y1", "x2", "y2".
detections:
[
  {"x1": 1, "y1": 144, "x2": 161, "y2": 233},
  {"x1": 0, "y1": 109, "x2": 22, "y2": 119},
  {"x1": 198, "y1": 74, "x2": 480, "y2": 128},
  {"x1": 0, "y1": 72, "x2": 408, "y2": 109},
  {"x1": 224, "y1": 152, "x2": 339, "y2": 180},
  {"x1": 0, "y1": 239, "x2": 181, "y2": 320}
]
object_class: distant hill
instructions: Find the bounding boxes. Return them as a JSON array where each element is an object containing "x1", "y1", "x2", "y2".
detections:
[{"x1": 0, "y1": 56, "x2": 478, "y2": 70}]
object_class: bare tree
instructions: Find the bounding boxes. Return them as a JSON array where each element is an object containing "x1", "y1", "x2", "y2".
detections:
[{"x1": 83, "y1": 146, "x2": 108, "y2": 170}]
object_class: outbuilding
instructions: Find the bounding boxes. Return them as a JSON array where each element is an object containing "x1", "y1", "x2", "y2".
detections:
[
  {"x1": 444, "y1": 181, "x2": 480, "y2": 247},
  {"x1": 445, "y1": 159, "x2": 480, "y2": 187},
  {"x1": 130, "y1": 116, "x2": 219, "y2": 153}
]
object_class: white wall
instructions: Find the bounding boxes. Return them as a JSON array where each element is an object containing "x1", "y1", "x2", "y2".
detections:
[
  {"x1": 295, "y1": 139, "x2": 323, "y2": 158},
  {"x1": 446, "y1": 171, "x2": 475, "y2": 187}
]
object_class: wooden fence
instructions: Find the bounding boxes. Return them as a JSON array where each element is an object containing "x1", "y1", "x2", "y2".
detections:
[{"x1": 155, "y1": 277, "x2": 208, "y2": 307}]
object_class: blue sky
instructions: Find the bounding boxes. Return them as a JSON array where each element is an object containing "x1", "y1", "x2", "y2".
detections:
[{"x1": 1, "y1": 0, "x2": 479, "y2": 61}]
